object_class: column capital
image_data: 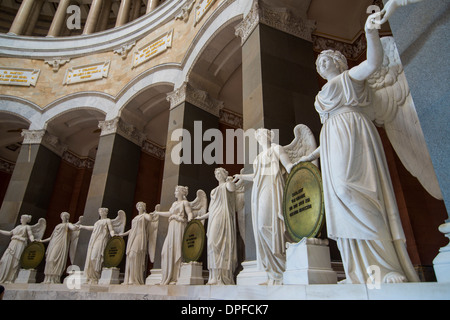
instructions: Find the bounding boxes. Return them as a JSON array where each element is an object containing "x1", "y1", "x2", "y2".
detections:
[
  {"x1": 166, "y1": 82, "x2": 223, "y2": 117},
  {"x1": 98, "y1": 117, "x2": 147, "y2": 147},
  {"x1": 235, "y1": 0, "x2": 316, "y2": 44},
  {"x1": 21, "y1": 129, "x2": 68, "y2": 156}
]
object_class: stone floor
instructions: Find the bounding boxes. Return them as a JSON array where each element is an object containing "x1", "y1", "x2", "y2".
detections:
[{"x1": 2, "y1": 281, "x2": 450, "y2": 300}]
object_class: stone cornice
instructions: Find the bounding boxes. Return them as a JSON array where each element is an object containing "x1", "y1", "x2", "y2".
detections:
[
  {"x1": 142, "y1": 140, "x2": 165, "y2": 160},
  {"x1": 62, "y1": 151, "x2": 94, "y2": 169},
  {"x1": 21, "y1": 129, "x2": 68, "y2": 156},
  {"x1": 166, "y1": 82, "x2": 223, "y2": 117},
  {"x1": 98, "y1": 117, "x2": 147, "y2": 147},
  {"x1": 235, "y1": 0, "x2": 316, "y2": 44}
]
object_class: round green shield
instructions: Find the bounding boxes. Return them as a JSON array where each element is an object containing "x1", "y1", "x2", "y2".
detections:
[
  {"x1": 182, "y1": 219, "x2": 205, "y2": 262},
  {"x1": 20, "y1": 241, "x2": 45, "y2": 269},
  {"x1": 103, "y1": 236, "x2": 125, "y2": 268},
  {"x1": 283, "y1": 162, "x2": 325, "y2": 242}
]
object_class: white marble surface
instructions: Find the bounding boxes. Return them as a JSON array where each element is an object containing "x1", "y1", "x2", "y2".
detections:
[{"x1": 2, "y1": 281, "x2": 450, "y2": 300}]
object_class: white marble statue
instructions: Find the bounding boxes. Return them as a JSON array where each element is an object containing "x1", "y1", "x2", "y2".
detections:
[
  {"x1": 233, "y1": 124, "x2": 317, "y2": 285},
  {"x1": 296, "y1": 12, "x2": 421, "y2": 284},
  {"x1": 120, "y1": 202, "x2": 159, "y2": 285},
  {"x1": 154, "y1": 186, "x2": 207, "y2": 285},
  {"x1": 79, "y1": 208, "x2": 126, "y2": 284},
  {"x1": 196, "y1": 168, "x2": 238, "y2": 285},
  {"x1": 40, "y1": 212, "x2": 83, "y2": 284},
  {"x1": 0, "y1": 215, "x2": 46, "y2": 283}
]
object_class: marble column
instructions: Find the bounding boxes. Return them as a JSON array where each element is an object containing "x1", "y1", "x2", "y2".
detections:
[
  {"x1": 97, "y1": 0, "x2": 113, "y2": 32},
  {"x1": 72, "y1": 118, "x2": 145, "y2": 268},
  {"x1": 0, "y1": 130, "x2": 65, "y2": 254},
  {"x1": 83, "y1": 0, "x2": 104, "y2": 34},
  {"x1": 24, "y1": 0, "x2": 45, "y2": 36},
  {"x1": 147, "y1": 83, "x2": 222, "y2": 282},
  {"x1": 8, "y1": 0, "x2": 35, "y2": 35},
  {"x1": 116, "y1": 0, "x2": 133, "y2": 27},
  {"x1": 383, "y1": 0, "x2": 449, "y2": 282},
  {"x1": 47, "y1": 0, "x2": 72, "y2": 37},
  {"x1": 146, "y1": 0, "x2": 159, "y2": 14},
  {"x1": 234, "y1": 0, "x2": 319, "y2": 265}
]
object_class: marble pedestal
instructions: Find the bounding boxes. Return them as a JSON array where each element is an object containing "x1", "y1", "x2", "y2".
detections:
[
  {"x1": 145, "y1": 268, "x2": 162, "y2": 285},
  {"x1": 283, "y1": 238, "x2": 337, "y2": 285},
  {"x1": 99, "y1": 267, "x2": 120, "y2": 285},
  {"x1": 433, "y1": 222, "x2": 450, "y2": 282},
  {"x1": 236, "y1": 260, "x2": 269, "y2": 285},
  {"x1": 177, "y1": 261, "x2": 204, "y2": 285},
  {"x1": 14, "y1": 269, "x2": 37, "y2": 284}
]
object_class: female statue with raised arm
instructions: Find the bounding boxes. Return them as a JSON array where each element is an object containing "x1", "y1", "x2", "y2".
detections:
[
  {"x1": 197, "y1": 168, "x2": 238, "y2": 285},
  {"x1": 40, "y1": 212, "x2": 81, "y2": 284},
  {"x1": 0, "y1": 215, "x2": 46, "y2": 283},
  {"x1": 154, "y1": 186, "x2": 194, "y2": 285},
  {"x1": 121, "y1": 202, "x2": 159, "y2": 285},
  {"x1": 233, "y1": 128, "x2": 295, "y2": 285},
  {"x1": 79, "y1": 208, "x2": 125, "y2": 284},
  {"x1": 297, "y1": 13, "x2": 420, "y2": 284}
]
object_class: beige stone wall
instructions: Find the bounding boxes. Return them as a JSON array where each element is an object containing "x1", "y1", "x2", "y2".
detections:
[{"x1": 0, "y1": 0, "x2": 222, "y2": 109}]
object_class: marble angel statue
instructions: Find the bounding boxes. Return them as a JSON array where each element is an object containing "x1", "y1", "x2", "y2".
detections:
[
  {"x1": 120, "y1": 201, "x2": 159, "y2": 285},
  {"x1": 40, "y1": 212, "x2": 83, "y2": 284},
  {"x1": 0, "y1": 215, "x2": 46, "y2": 283},
  {"x1": 196, "y1": 168, "x2": 238, "y2": 285},
  {"x1": 153, "y1": 186, "x2": 207, "y2": 285},
  {"x1": 79, "y1": 208, "x2": 126, "y2": 284},
  {"x1": 233, "y1": 124, "x2": 317, "y2": 285},
  {"x1": 296, "y1": 12, "x2": 423, "y2": 284}
]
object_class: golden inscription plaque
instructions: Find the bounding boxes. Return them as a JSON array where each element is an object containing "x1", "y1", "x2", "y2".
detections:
[
  {"x1": 20, "y1": 241, "x2": 45, "y2": 269},
  {"x1": 103, "y1": 236, "x2": 125, "y2": 268},
  {"x1": 182, "y1": 219, "x2": 205, "y2": 262},
  {"x1": 283, "y1": 162, "x2": 325, "y2": 242}
]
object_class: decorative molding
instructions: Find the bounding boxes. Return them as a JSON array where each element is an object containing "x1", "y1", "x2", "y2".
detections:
[
  {"x1": 219, "y1": 109, "x2": 242, "y2": 128},
  {"x1": 142, "y1": 140, "x2": 165, "y2": 160},
  {"x1": 113, "y1": 41, "x2": 136, "y2": 60},
  {"x1": 44, "y1": 58, "x2": 70, "y2": 72},
  {"x1": 312, "y1": 33, "x2": 367, "y2": 61},
  {"x1": 166, "y1": 82, "x2": 223, "y2": 117},
  {"x1": 21, "y1": 129, "x2": 45, "y2": 145},
  {"x1": 98, "y1": 117, "x2": 147, "y2": 147},
  {"x1": 194, "y1": 0, "x2": 217, "y2": 26},
  {"x1": 21, "y1": 129, "x2": 68, "y2": 156},
  {"x1": 62, "y1": 151, "x2": 94, "y2": 169},
  {"x1": 235, "y1": 0, "x2": 316, "y2": 44},
  {"x1": 175, "y1": 0, "x2": 196, "y2": 22},
  {"x1": 0, "y1": 158, "x2": 15, "y2": 174}
]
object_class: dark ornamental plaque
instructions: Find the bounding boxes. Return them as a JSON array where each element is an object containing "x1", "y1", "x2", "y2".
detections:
[
  {"x1": 20, "y1": 241, "x2": 45, "y2": 269},
  {"x1": 103, "y1": 236, "x2": 125, "y2": 268},
  {"x1": 283, "y1": 161, "x2": 325, "y2": 242},
  {"x1": 182, "y1": 219, "x2": 205, "y2": 263}
]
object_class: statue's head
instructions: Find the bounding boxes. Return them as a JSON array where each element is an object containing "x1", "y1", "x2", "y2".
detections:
[
  {"x1": 255, "y1": 128, "x2": 275, "y2": 145},
  {"x1": 316, "y1": 49, "x2": 348, "y2": 79},
  {"x1": 214, "y1": 167, "x2": 228, "y2": 181},
  {"x1": 175, "y1": 185, "x2": 189, "y2": 199},
  {"x1": 136, "y1": 201, "x2": 146, "y2": 211},
  {"x1": 60, "y1": 211, "x2": 70, "y2": 221},
  {"x1": 20, "y1": 214, "x2": 32, "y2": 224}
]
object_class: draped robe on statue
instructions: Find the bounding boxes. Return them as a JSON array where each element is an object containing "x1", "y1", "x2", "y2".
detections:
[
  {"x1": 315, "y1": 70, "x2": 419, "y2": 283},
  {"x1": 123, "y1": 213, "x2": 149, "y2": 285},
  {"x1": 44, "y1": 223, "x2": 71, "y2": 283},
  {"x1": 207, "y1": 182, "x2": 237, "y2": 284},
  {"x1": 0, "y1": 225, "x2": 31, "y2": 283},
  {"x1": 251, "y1": 145, "x2": 286, "y2": 282},
  {"x1": 160, "y1": 201, "x2": 188, "y2": 285},
  {"x1": 84, "y1": 219, "x2": 112, "y2": 283}
]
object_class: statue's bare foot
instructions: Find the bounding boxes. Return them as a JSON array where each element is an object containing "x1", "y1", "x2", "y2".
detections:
[{"x1": 384, "y1": 272, "x2": 406, "y2": 283}]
